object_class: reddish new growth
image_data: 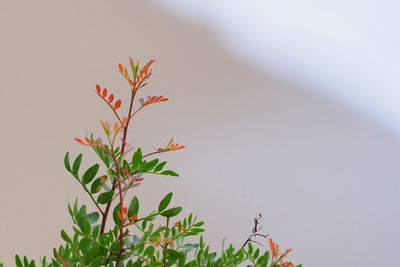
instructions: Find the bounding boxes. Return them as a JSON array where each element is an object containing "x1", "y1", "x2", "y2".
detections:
[
  {"x1": 72, "y1": 58, "x2": 185, "y2": 264},
  {"x1": 139, "y1": 96, "x2": 169, "y2": 107},
  {"x1": 118, "y1": 57, "x2": 156, "y2": 90},
  {"x1": 96, "y1": 84, "x2": 122, "y2": 110},
  {"x1": 74, "y1": 137, "x2": 105, "y2": 150},
  {"x1": 269, "y1": 238, "x2": 294, "y2": 267},
  {"x1": 160, "y1": 137, "x2": 186, "y2": 152}
]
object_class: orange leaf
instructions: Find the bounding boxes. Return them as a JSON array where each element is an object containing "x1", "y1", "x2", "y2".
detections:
[
  {"x1": 117, "y1": 210, "x2": 124, "y2": 221},
  {"x1": 84, "y1": 138, "x2": 91, "y2": 144},
  {"x1": 121, "y1": 206, "x2": 128, "y2": 215},
  {"x1": 108, "y1": 94, "x2": 114, "y2": 103},
  {"x1": 118, "y1": 63, "x2": 123, "y2": 72},
  {"x1": 129, "y1": 57, "x2": 135, "y2": 70},
  {"x1": 102, "y1": 88, "x2": 107, "y2": 98},
  {"x1": 129, "y1": 214, "x2": 138, "y2": 221},
  {"x1": 113, "y1": 122, "x2": 120, "y2": 133},
  {"x1": 114, "y1": 99, "x2": 122, "y2": 110},
  {"x1": 96, "y1": 84, "x2": 101, "y2": 94}
]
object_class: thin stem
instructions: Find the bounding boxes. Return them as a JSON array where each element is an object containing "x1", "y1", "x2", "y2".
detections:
[
  {"x1": 240, "y1": 250, "x2": 257, "y2": 267},
  {"x1": 95, "y1": 91, "x2": 123, "y2": 125},
  {"x1": 111, "y1": 152, "x2": 125, "y2": 264},
  {"x1": 73, "y1": 175, "x2": 104, "y2": 215},
  {"x1": 162, "y1": 217, "x2": 170, "y2": 267},
  {"x1": 100, "y1": 88, "x2": 137, "y2": 235}
]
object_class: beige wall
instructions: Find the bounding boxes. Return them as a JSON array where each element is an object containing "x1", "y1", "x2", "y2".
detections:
[{"x1": 1, "y1": 1, "x2": 399, "y2": 266}]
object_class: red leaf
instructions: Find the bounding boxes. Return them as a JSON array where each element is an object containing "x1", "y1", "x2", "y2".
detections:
[
  {"x1": 102, "y1": 88, "x2": 107, "y2": 98},
  {"x1": 96, "y1": 84, "x2": 101, "y2": 94},
  {"x1": 74, "y1": 138, "x2": 84, "y2": 144},
  {"x1": 108, "y1": 94, "x2": 114, "y2": 103},
  {"x1": 114, "y1": 99, "x2": 122, "y2": 110}
]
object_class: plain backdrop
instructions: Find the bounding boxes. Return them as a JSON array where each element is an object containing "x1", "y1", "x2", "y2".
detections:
[{"x1": 1, "y1": 1, "x2": 399, "y2": 267}]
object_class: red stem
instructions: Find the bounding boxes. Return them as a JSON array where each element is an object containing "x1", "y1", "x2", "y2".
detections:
[{"x1": 100, "y1": 88, "x2": 138, "y2": 264}]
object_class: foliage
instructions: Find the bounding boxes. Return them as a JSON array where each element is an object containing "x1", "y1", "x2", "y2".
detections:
[{"x1": 7, "y1": 58, "x2": 301, "y2": 267}]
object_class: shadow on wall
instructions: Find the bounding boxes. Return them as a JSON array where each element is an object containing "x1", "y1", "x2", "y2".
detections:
[{"x1": 0, "y1": 1, "x2": 399, "y2": 267}]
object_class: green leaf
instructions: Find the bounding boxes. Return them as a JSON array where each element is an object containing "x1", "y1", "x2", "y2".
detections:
[
  {"x1": 146, "y1": 211, "x2": 158, "y2": 221},
  {"x1": 128, "y1": 196, "x2": 139, "y2": 217},
  {"x1": 188, "y1": 213, "x2": 193, "y2": 225},
  {"x1": 191, "y1": 228, "x2": 205, "y2": 233},
  {"x1": 142, "y1": 159, "x2": 159, "y2": 172},
  {"x1": 90, "y1": 176, "x2": 106, "y2": 194},
  {"x1": 82, "y1": 164, "x2": 99, "y2": 184},
  {"x1": 132, "y1": 235, "x2": 141, "y2": 245},
  {"x1": 15, "y1": 255, "x2": 23, "y2": 267},
  {"x1": 87, "y1": 212, "x2": 99, "y2": 224},
  {"x1": 97, "y1": 191, "x2": 114, "y2": 204},
  {"x1": 82, "y1": 219, "x2": 91, "y2": 235},
  {"x1": 79, "y1": 237, "x2": 91, "y2": 251},
  {"x1": 77, "y1": 205, "x2": 87, "y2": 226},
  {"x1": 103, "y1": 155, "x2": 110, "y2": 168},
  {"x1": 73, "y1": 226, "x2": 84, "y2": 236},
  {"x1": 166, "y1": 249, "x2": 181, "y2": 260},
  {"x1": 143, "y1": 246, "x2": 155, "y2": 258},
  {"x1": 67, "y1": 203, "x2": 73, "y2": 219},
  {"x1": 160, "y1": 170, "x2": 179, "y2": 177},
  {"x1": 73, "y1": 199, "x2": 78, "y2": 217},
  {"x1": 179, "y1": 244, "x2": 199, "y2": 253},
  {"x1": 84, "y1": 245, "x2": 100, "y2": 264},
  {"x1": 23, "y1": 256, "x2": 29, "y2": 267},
  {"x1": 113, "y1": 203, "x2": 121, "y2": 225},
  {"x1": 132, "y1": 148, "x2": 143, "y2": 170},
  {"x1": 64, "y1": 152, "x2": 71, "y2": 172},
  {"x1": 253, "y1": 248, "x2": 260, "y2": 260},
  {"x1": 92, "y1": 225, "x2": 100, "y2": 239},
  {"x1": 193, "y1": 221, "x2": 204, "y2": 227},
  {"x1": 90, "y1": 256, "x2": 105, "y2": 267},
  {"x1": 158, "y1": 192, "x2": 173, "y2": 212},
  {"x1": 154, "y1": 161, "x2": 167, "y2": 172},
  {"x1": 160, "y1": 207, "x2": 182, "y2": 218},
  {"x1": 248, "y1": 242, "x2": 253, "y2": 255},
  {"x1": 61, "y1": 230, "x2": 72, "y2": 243},
  {"x1": 72, "y1": 154, "x2": 83, "y2": 175}
]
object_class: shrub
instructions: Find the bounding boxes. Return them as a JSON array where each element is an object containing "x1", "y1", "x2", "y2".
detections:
[{"x1": 7, "y1": 58, "x2": 300, "y2": 267}]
